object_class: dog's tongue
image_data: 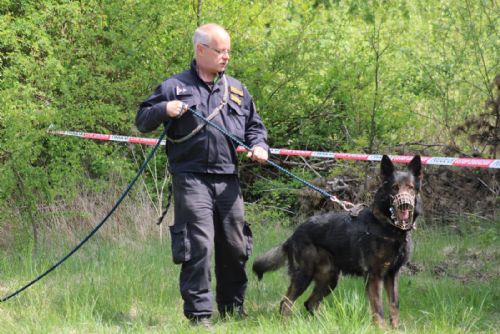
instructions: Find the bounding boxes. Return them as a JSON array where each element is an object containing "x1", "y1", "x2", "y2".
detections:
[{"x1": 397, "y1": 209, "x2": 410, "y2": 221}]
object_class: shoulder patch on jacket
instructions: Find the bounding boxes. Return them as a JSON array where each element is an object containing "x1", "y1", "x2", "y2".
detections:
[
  {"x1": 230, "y1": 86, "x2": 244, "y2": 97},
  {"x1": 176, "y1": 86, "x2": 191, "y2": 96},
  {"x1": 230, "y1": 94, "x2": 242, "y2": 106}
]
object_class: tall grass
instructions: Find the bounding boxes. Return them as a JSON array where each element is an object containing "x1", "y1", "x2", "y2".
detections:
[{"x1": 0, "y1": 200, "x2": 498, "y2": 333}]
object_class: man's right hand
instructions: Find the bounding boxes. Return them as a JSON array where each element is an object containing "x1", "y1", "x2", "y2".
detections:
[{"x1": 166, "y1": 100, "x2": 188, "y2": 119}]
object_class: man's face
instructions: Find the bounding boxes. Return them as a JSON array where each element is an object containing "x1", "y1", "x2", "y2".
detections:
[{"x1": 197, "y1": 32, "x2": 231, "y2": 75}]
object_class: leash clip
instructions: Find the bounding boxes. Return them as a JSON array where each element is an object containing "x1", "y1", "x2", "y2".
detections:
[{"x1": 330, "y1": 196, "x2": 366, "y2": 216}]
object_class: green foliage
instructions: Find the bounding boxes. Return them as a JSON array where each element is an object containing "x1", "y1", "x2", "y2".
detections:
[
  {"x1": 248, "y1": 166, "x2": 317, "y2": 220},
  {"x1": 1, "y1": 0, "x2": 499, "y2": 240},
  {"x1": 0, "y1": 1, "x2": 192, "y2": 236}
]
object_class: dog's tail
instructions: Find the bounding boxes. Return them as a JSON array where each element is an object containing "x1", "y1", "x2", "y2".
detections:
[{"x1": 252, "y1": 244, "x2": 287, "y2": 281}]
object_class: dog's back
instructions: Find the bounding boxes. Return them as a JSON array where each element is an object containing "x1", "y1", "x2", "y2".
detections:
[
  {"x1": 254, "y1": 209, "x2": 411, "y2": 279},
  {"x1": 252, "y1": 212, "x2": 348, "y2": 280}
]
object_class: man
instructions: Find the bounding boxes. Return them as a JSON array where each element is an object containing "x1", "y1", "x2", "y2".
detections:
[{"x1": 135, "y1": 23, "x2": 269, "y2": 327}]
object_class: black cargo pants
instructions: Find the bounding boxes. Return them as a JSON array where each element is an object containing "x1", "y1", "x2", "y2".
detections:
[{"x1": 170, "y1": 172, "x2": 253, "y2": 319}]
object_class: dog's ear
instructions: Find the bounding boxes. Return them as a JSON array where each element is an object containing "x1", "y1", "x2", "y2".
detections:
[
  {"x1": 381, "y1": 155, "x2": 394, "y2": 179},
  {"x1": 408, "y1": 155, "x2": 422, "y2": 179}
]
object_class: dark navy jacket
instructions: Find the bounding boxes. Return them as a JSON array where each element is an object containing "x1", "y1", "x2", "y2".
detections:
[{"x1": 136, "y1": 61, "x2": 268, "y2": 174}]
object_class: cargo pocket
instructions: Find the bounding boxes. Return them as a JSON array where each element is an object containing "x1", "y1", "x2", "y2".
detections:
[
  {"x1": 243, "y1": 222, "x2": 253, "y2": 258},
  {"x1": 169, "y1": 223, "x2": 191, "y2": 264}
]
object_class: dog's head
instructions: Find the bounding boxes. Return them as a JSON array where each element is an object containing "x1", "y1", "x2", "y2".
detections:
[{"x1": 373, "y1": 155, "x2": 422, "y2": 231}]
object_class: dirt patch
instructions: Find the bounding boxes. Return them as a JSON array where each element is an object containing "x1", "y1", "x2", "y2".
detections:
[
  {"x1": 401, "y1": 262, "x2": 424, "y2": 276},
  {"x1": 443, "y1": 247, "x2": 499, "y2": 283},
  {"x1": 409, "y1": 247, "x2": 500, "y2": 283}
]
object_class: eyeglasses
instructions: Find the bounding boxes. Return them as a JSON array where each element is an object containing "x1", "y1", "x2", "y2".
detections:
[{"x1": 201, "y1": 43, "x2": 231, "y2": 56}]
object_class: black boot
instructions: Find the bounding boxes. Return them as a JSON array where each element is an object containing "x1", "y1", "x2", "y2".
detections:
[
  {"x1": 218, "y1": 304, "x2": 248, "y2": 319},
  {"x1": 189, "y1": 316, "x2": 214, "y2": 330}
]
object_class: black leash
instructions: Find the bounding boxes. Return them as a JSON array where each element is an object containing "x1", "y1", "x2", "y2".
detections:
[
  {"x1": 0, "y1": 124, "x2": 169, "y2": 303},
  {"x1": 187, "y1": 107, "x2": 362, "y2": 212},
  {"x1": 156, "y1": 181, "x2": 173, "y2": 225},
  {"x1": 156, "y1": 105, "x2": 360, "y2": 225},
  {"x1": 1, "y1": 105, "x2": 361, "y2": 302}
]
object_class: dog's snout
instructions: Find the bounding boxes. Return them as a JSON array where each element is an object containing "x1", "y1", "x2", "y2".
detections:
[
  {"x1": 392, "y1": 192, "x2": 415, "y2": 210},
  {"x1": 390, "y1": 191, "x2": 416, "y2": 230}
]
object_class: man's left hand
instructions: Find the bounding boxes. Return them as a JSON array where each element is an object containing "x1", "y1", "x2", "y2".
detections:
[{"x1": 246, "y1": 146, "x2": 268, "y2": 164}]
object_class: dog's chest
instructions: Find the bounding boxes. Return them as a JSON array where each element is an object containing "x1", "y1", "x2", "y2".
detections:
[{"x1": 360, "y1": 232, "x2": 411, "y2": 276}]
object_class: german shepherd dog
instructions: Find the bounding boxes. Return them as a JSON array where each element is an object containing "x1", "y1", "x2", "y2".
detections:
[{"x1": 253, "y1": 155, "x2": 422, "y2": 328}]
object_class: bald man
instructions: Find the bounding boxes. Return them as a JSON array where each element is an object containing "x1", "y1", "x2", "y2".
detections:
[{"x1": 136, "y1": 23, "x2": 269, "y2": 327}]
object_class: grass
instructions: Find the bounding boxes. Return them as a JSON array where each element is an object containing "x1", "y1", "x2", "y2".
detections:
[{"x1": 0, "y1": 213, "x2": 498, "y2": 333}]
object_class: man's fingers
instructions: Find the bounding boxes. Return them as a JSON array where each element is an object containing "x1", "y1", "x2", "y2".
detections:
[
  {"x1": 246, "y1": 147, "x2": 268, "y2": 163},
  {"x1": 179, "y1": 102, "x2": 188, "y2": 116}
]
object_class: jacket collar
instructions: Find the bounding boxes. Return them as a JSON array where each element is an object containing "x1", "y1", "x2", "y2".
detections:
[{"x1": 190, "y1": 60, "x2": 225, "y2": 90}]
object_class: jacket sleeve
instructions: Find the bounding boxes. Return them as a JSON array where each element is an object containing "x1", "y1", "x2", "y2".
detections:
[
  {"x1": 244, "y1": 96, "x2": 269, "y2": 151},
  {"x1": 135, "y1": 83, "x2": 170, "y2": 133}
]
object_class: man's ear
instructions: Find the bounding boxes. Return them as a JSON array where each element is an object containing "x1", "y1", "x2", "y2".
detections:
[{"x1": 195, "y1": 43, "x2": 204, "y2": 56}]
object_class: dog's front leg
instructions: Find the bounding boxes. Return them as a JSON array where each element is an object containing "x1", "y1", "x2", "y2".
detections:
[
  {"x1": 384, "y1": 273, "x2": 400, "y2": 328},
  {"x1": 366, "y1": 275, "x2": 385, "y2": 327}
]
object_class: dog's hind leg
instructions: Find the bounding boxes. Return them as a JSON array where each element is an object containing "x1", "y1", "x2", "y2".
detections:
[
  {"x1": 366, "y1": 275, "x2": 385, "y2": 327},
  {"x1": 304, "y1": 250, "x2": 339, "y2": 315},
  {"x1": 280, "y1": 270, "x2": 313, "y2": 319},
  {"x1": 384, "y1": 273, "x2": 400, "y2": 328},
  {"x1": 304, "y1": 269, "x2": 339, "y2": 315}
]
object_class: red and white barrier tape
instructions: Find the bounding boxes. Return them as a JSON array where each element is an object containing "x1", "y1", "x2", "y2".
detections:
[{"x1": 48, "y1": 130, "x2": 500, "y2": 169}]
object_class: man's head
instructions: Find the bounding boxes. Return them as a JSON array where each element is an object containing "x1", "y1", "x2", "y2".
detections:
[{"x1": 193, "y1": 23, "x2": 231, "y2": 77}]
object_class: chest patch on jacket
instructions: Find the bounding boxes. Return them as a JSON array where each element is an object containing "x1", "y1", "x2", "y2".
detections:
[
  {"x1": 230, "y1": 94, "x2": 242, "y2": 106},
  {"x1": 230, "y1": 86, "x2": 244, "y2": 97}
]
